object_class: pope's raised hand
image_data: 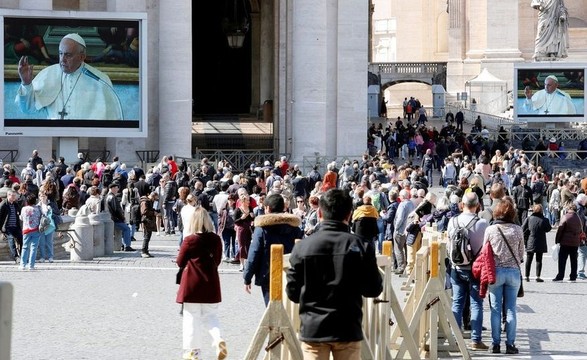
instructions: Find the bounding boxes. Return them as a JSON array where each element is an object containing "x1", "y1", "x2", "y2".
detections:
[{"x1": 18, "y1": 56, "x2": 34, "y2": 85}]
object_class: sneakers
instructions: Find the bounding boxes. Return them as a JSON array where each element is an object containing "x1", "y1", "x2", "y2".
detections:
[
  {"x1": 491, "y1": 344, "x2": 501, "y2": 354},
  {"x1": 38, "y1": 258, "x2": 45, "y2": 263},
  {"x1": 48, "y1": 258, "x2": 54, "y2": 263},
  {"x1": 141, "y1": 252, "x2": 153, "y2": 258},
  {"x1": 124, "y1": 247, "x2": 136, "y2": 252},
  {"x1": 536, "y1": 277, "x2": 544, "y2": 282},
  {"x1": 552, "y1": 277, "x2": 563, "y2": 282},
  {"x1": 216, "y1": 340, "x2": 227, "y2": 360},
  {"x1": 182, "y1": 349, "x2": 201, "y2": 360},
  {"x1": 506, "y1": 344, "x2": 519, "y2": 354},
  {"x1": 578, "y1": 273, "x2": 587, "y2": 280},
  {"x1": 470, "y1": 341, "x2": 489, "y2": 351}
]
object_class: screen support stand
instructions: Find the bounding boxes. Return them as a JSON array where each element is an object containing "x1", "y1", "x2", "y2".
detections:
[{"x1": 57, "y1": 137, "x2": 79, "y2": 166}]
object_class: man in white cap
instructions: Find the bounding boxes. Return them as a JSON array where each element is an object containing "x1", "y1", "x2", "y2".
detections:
[
  {"x1": 523, "y1": 75, "x2": 576, "y2": 115},
  {"x1": 15, "y1": 33, "x2": 123, "y2": 120}
]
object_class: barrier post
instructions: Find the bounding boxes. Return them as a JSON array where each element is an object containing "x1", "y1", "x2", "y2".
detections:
[
  {"x1": 270, "y1": 245, "x2": 283, "y2": 302},
  {"x1": 430, "y1": 240, "x2": 439, "y2": 278}
]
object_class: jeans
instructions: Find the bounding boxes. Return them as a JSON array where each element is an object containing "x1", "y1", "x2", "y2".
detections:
[
  {"x1": 38, "y1": 231, "x2": 55, "y2": 260},
  {"x1": 4, "y1": 226, "x2": 22, "y2": 259},
  {"x1": 425, "y1": 168, "x2": 433, "y2": 185},
  {"x1": 376, "y1": 218, "x2": 385, "y2": 254},
  {"x1": 114, "y1": 221, "x2": 131, "y2": 248},
  {"x1": 261, "y1": 283, "x2": 270, "y2": 307},
  {"x1": 142, "y1": 229, "x2": 152, "y2": 253},
  {"x1": 488, "y1": 267, "x2": 520, "y2": 346},
  {"x1": 450, "y1": 267, "x2": 484, "y2": 343},
  {"x1": 164, "y1": 202, "x2": 175, "y2": 233},
  {"x1": 578, "y1": 245, "x2": 587, "y2": 275},
  {"x1": 21, "y1": 231, "x2": 41, "y2": 269},
  {"x1": 221, "y1": 228, "x2": 237, "y2": 259},
  {"x1": 393, "y1": 233, "x2": 407, "y2": 271},
  {"x1": 209, "y1": 212, "x2": 218, "y2": 233},
  {"x1": 556, "y1": 245, "x2": 578, "y2": 280}
]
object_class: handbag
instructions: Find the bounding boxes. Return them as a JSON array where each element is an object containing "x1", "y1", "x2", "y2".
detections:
[
  {"x1": 497, "y1": 226, "x2": 524, "y2": 298},
  {"x1": 176, "y1": 267, "x2": 184, "y2": 285},
  {"x1": 551, "y1": 243, "x2": 560, "y2": 262}
]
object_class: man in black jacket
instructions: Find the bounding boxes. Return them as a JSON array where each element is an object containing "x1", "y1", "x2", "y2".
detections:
[
  {"x1": 286, "y1": 189, "x2": 382, "y2": 358},
  {"x1": 0, "y1": 189, "x2": 23, "y2": 262},
  {"x1": 106, "y1": 183, "x2": 134, "y2": 251}
]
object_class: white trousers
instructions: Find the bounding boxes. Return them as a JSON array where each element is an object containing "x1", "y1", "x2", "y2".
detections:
[{"x1": 182, "y1": 302, "x2": 222, "y2": 350}]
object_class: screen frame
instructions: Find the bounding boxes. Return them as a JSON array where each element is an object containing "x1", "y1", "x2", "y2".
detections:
[
  {"x1": 0, "y1": 9, "x2": 148, "y2": 138},
  {"x1": 513, "y1": 62, "x2": 586, "y2": 123}
]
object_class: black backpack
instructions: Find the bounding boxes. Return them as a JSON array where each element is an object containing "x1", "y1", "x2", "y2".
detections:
[{"x1": 449, "y1": 216, "x2": 479, "y2": 266}]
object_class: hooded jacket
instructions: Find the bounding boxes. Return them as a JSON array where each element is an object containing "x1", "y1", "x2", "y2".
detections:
[{"x1": 243, "y1": 213, "x2": 303, "y2": 287}]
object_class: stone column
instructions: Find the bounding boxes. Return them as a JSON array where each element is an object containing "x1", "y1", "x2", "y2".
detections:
[
  {"x1": 70, "y1": 213, "x2": 93, "y2": 261},
  {"x1": 158, "y1": 1, "x2": 193, "y2": 159},
  {"x1": 481, "y1": 1, "x2": 524, "y2": 89},
  {"x1": 285, "y1": 0, "x2": 367, "y2": 163},
  {"x1": 89, "y1": 213, "x2": 105, "y2": 257}
]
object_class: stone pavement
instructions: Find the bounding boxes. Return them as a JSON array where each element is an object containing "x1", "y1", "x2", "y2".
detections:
[{"x1": 1, "y1": 225, "x2": 586, "y2": 359}]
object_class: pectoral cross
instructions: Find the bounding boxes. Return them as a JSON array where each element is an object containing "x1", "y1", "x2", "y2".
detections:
[{"x1": 59, "y1": 108, "x2": 68, "y2": 119}]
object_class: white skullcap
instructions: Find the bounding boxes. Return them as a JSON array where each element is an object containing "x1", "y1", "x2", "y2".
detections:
[
  {"x1": 545, "y1": 75, "x2": 559, "y2": 83},
  {"x1": 63, "y1": 33, "x2": 86, "y2": 48}
]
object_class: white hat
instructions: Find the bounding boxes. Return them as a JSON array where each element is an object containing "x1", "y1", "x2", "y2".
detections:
[
  {"x1": 264, "y1": 160, "x2": 271, "y2": 166},
  {"x1": 63, "y1": 33, "x2": 86, "y2": 48},
  {"x1": 550, "y1": 137, "x2": 556, "y2": 143}
]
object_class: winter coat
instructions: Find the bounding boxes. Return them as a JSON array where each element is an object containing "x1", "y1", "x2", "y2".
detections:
[
  {"x1": 351, "y1": 205, "x2": 379, "y2": 241},
  {"x1": 286, "y1": 220, "x2": 382, "y2": 342},
  {"x1": 522, "y1": 213, "x2": 551, "y2": 253},
  {"x1": 472, "y1": 241, "x2": 496, "y2": 298},
  {"x1": 139, "y1": 196, "x2": 157, "y2": 232},
  {"x1": 176, "y1": 232, "x2": 222, "y2": 304},
  {"x1": 555, "y1": 212, "x2": 582, "y2": 247},
  {"x1": 243, "y1": 213, "x2": 303, "y2": 287}
]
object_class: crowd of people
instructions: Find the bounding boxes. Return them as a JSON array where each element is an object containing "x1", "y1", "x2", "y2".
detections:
[{"x1": 4, "y1": 111, "x2": 587, "y2": 358}]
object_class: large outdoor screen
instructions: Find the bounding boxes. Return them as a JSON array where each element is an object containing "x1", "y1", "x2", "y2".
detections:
[
  {"x1": 514, "y1": 63, "x2": 585, "y2": 123},
  {"x1": 1, "y1": 10, "x2": 147, "y2": 137}
]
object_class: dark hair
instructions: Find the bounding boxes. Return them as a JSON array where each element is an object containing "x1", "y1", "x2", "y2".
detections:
[
  {"x1": 493, "y1": 197, "x2": 516, "y2": 223},
  {"x1": 264, "y1": 194, "x2": 285, "y2": 213},
  {"x1": 319, "y1": 189, "x2": 353, "y2": 221},
  {"x1": 26, "y1": 193, "x2": 37, "y2": 206}
]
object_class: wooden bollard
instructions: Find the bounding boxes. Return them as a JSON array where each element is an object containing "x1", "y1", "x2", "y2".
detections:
[
  {"x1": 270, "y1": 244, "x2": 284, "y2": 302},
  {"x1": 430, "y1": 241, "x2": 439, "y2": 278},
  {"x1": 382, "y1": 240, "x2": 392, "y2": 256}
]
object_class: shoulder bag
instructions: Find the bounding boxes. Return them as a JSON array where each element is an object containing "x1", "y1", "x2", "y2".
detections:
[{"x1": 497, "y1": 226, "x2": 524, "y2": 297}]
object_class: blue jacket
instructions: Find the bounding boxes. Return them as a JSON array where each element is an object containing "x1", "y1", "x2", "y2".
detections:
[{"x1": 243, "y1": 213, "x2": 303, "y2": 287}]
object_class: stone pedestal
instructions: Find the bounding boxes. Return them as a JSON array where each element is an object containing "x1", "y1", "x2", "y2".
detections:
[
  {"x1": 70, "y1": 214, "x2": 93, "y2": 262},
  {"x1": 89, "y1": 214, "x2": 105, "y2": 257},
  {"x1": 102, "y1": 212, "x2": 114, "y2": 255}
]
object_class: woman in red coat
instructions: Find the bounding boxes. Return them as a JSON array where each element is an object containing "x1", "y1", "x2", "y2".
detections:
[{"x1": 176, "y1": 206, "x2": 227, "y2": 360}]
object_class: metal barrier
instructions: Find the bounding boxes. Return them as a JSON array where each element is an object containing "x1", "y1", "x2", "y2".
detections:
[
  {"x1": 189, "y1": 149, "x2": 281, "y2": 173},
  {"x1": 0, "y1": 150, "x2": 18, "y2": 163}
]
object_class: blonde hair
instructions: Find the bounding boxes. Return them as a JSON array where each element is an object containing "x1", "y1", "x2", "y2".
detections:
[{"x1": 190, "y1": 206, "x2": 215, "y2": 234}]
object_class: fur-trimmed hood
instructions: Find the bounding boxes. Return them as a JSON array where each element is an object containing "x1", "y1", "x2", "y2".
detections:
[{"x1": 254, "y1": 212, "x2": 301, "y2": 228}]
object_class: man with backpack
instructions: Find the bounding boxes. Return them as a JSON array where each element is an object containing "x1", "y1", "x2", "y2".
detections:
[{"x1": 447, "y1": 192, "x2": 489, "y2": 351}]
